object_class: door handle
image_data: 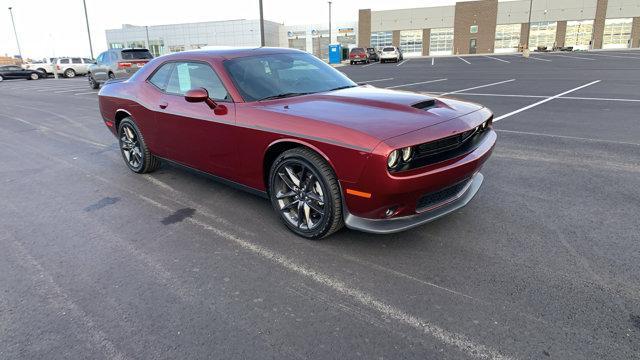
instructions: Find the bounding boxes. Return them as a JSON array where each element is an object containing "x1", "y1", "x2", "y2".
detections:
[{"x1": 159, "y1": 102, "x2": 168, "y2": 109}]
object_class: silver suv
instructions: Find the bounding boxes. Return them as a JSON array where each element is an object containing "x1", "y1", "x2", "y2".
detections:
[
  {"x1": 88, "y1": 48, "x2": 153, "y2": 89},
  {"x1": 55, "y1": 57, "x2": 94, "y2": 78}
]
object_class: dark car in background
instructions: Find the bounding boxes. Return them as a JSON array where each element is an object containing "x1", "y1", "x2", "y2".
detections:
[
  {"x1": 0, "y1": 65, "x2": 44, "y2": 81},
  {"x1": 349, "y1": 47, "x2": 369, "y2": 65},
  {"x1": 88, "y1": 48, "x2": 153, "y2": 89},
  {"x1": 366, "y1": 48, "x2": 380, "y2": 62}
]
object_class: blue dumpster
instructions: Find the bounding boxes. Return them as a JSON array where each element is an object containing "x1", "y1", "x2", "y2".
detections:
[{"x1": 329, "y1": 44, "x2": 342, "y2": 64}]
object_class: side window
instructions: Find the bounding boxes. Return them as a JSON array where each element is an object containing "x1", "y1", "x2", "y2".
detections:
[
  {"x1": 109, "y1": 52, "x2": 119, "y2": 63},
  {"x1": 165, "y1": 62, "x2": 229, "y2": 101},
  {"x1": 148, "y1": 63, "x2": 174, "y2": 91},
  {"x1": 59, "y1": 58, "x2": 70, "y2": 64},
  {"x1": 96, "y1": 53, "x2": 105, "y2": 64},
  {"x1": 72, "y1": 58, "x2": 82, "y2": 64}
]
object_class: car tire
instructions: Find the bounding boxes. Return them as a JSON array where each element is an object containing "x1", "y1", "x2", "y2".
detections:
[
  {"x1": 88, "y1": 74, "x2": 100, "y2": 89},
  {"x1": 64, "y1": 69, "x2": 76, "y2": 78},
  {"x1": 118, "y1": 117, "x2": 160, "y2": 174},
  {"x1": 350, "y1": 61, "x2": 354, "y2": 65},
  {"x1": 0, "y1": 74, "x2": 3, "y2": 82},
  {"x1": 37, "y1": 68, "x2": 47, "y2": 77},
  {"x1": 269, "y1": 147, "x2": 344, "y2": 239},
  {"x1": 29, "y1": 73, "x2": 39, "y2": 80},
  {"x1": 108, "y1": 72, "x2": 115, "y2": 80}
]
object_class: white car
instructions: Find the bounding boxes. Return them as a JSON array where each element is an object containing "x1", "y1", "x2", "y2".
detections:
[
  {"x1": 379, "y1": 46, "x2": 403, "y2": 63},
  {"x1": 23, "y1": 58, "x2": 56, "y2": 76},
  {"x1": 54, "y1": 57, "x2": 94, "y2": 78}
]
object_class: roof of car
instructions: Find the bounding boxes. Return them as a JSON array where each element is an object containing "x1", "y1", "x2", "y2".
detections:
[{"x1": 158, "y1": 47, "x2": 305, "y2": 61}]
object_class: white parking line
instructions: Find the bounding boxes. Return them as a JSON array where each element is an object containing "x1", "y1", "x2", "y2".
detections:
[
  {"x1": 396, "y1": 59, "x2": 409, "y2": 66},
  {"x1": 439, "y1": 79, "x2": 516, "y2": 96},
  {"x1": 36, "y1": 86, "x2": 87, "y2": 92},
  {"x1": 587, "y1": 53, "x2": 640, "y2": 59},
  {"x1": 358, "y1": 77, "x2": 394, "y2": 84},
  {"x1": 496, "y1": 129, "x2": 640, "y2": 146},
  {"x1": 74, "y1": 91, "x2": 99, "y2": 96},
  {"x1": 526, "y1": 56, "x2": 552, "y2": 62},
  {"x1": 385, "y1": 78, "x2": 447, "y2": 89},
  {"x1": 54, "y1": 88, "x2": 90, "y2": 93},
  {"x1": 450, "y1": 92, "x2": 640, "y2": 102},
  {"x1": 431, "y1": 58, "x2": 435, "y2": 66},
  {"x1": 361, "y1": 62, "x2": 376, "y2": 68},
  {"x1": 483, "y1": 55, "x2": 510, "y2": 63},
  {"x1": 457, "y1": 56, "x2": 471, "y2": 64},
  {"x1": 494, "y1": 80, "x2": 601, "y2": 122},
  {"x1": 547, "y1": 54, "x2": 596, "y2": 61}
]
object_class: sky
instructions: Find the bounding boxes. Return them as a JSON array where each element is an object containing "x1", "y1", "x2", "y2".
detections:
[{"x1": 0, "y1": 0, "x2": 465, "y2": 60}]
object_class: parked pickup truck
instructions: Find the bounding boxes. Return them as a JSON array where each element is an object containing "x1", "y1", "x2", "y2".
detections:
[{"x1": 23, "y1": 58, "x2": 56, "y2": 77}]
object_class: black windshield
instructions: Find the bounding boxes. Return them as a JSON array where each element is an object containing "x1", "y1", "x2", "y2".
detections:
[{"x1": 224, "y1": 52, "x2": 356, "y2": 102}]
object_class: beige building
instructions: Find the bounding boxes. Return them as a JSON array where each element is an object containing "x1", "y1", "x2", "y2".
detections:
[{"x1": 358, "y1": 0, "x2": 640, "y2": 56}]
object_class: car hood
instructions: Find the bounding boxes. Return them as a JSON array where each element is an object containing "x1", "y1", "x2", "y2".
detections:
[{"x1": 255, "y1": 86, "x2": 484, "y2": 141}]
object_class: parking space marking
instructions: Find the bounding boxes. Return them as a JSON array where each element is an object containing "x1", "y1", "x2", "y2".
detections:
[
  {"x1": 358, "y1": 77, "x2": 394, "y2": 83},
  {"x1": 385, "y1": 78, "x2": 447, "y2": 89},
  {"x1": 36, "y1": 86, "x2": 88, "y2": 92},
  {"x1": 361, "y1": 62, "x2": 376, "y2": 68},
  {"x1": 496, "y1": 129, "x2": 640, "y2": 147},
  {"x1": 483, "y1": 55, "x2": 510, "y2": 63},
  {"x1": 431, "y1": 58, "x2": 435, "y2": 66},
  {"x1": 54, "y1": 88, "x2": 90, "y2": 93},
  {"x1": 587, "y1": 53, "x2": 640, "y2": 60},
  {"x1": 494, "y1": 80, "x2": 601, "y2": 122},
  {"x1": 547, "y1": 54, "x2": 596, "y2": 61},
  {"x1": 74, "y1": 91, "x2": 99, "y2": 96},
  {"x1": 457, "y1": 56, "x2": 471, "y2": 64},
  {"x1": 439, "y1": 79, "x2": 516, "y2": 96},
  {"x1": 396, "y1": 59, "x2": 409, "y2": 66},
  {"x1": 525, "y1": 56, "x2": 552, "y2": 62},
  {"x1": 430, "y1": 91, "x2": 640, "y2": 103}
]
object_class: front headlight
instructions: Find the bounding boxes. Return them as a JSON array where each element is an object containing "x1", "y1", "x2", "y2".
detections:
[
  {"x1": 387, "y1": 150, "x2": 400, "y2": 169},
  {"x1": 401, "y1": 147, "x2": 412, "y2": 162}
]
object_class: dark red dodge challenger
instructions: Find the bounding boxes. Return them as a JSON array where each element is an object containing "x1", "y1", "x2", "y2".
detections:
[{"x1": 98, "y1": 47, "x2": 496, "y2": 239}]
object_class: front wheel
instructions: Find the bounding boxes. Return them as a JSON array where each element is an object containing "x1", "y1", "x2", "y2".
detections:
[
  {"x1": 269, "y1": 148, "x2": 344, "y2": 239},
  {"x1": 88, "y1": 74, "x2": 99, "y2": 89},
  {"x1": 29, "y1": 73, "x2": 39, "y2": 80},
  {"x1": 0, "y1": 75, "x2": 3, "y2": 82},
  {"x1": 118, "y1": 117, "x2": 160, "y2": 174}
]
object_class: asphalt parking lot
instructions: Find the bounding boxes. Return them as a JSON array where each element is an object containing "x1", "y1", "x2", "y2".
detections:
[{"x1": 1, "y1": 50, "x2": 639, "y2": 360}]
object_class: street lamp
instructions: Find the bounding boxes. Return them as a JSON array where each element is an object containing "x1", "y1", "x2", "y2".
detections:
[
  {"x1": 8, "y1": 7, "x2": 23, "y2": 60},
  {"x1": 328, "y1": 1, "x2": 332, "y2": 45},
  {"x1": 82, "y1": 0, "x2": 94, "y2": 59},
  {"x1": 259, "y1": 0, "x2": 265, "y2": 47}
]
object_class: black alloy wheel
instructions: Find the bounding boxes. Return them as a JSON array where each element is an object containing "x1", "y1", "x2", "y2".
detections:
[
  {"x1": 118, "y1": 117, "x2": 160, "y2": 174},
  {"x1": 88, "y1": 75, "x2": 99, "y2": 89},
  {"x1": 269, "y1": 148, "x2": 343, "y2": 239}
]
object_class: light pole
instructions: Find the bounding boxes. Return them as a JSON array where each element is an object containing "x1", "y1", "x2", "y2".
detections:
[
  {"x1": 82, "y1": 0, "x2": 94, "y2": 59},
  {"x1": 328, "y1": 1, "x2": 332, "y2": 45},
  {"x1": 523, "y1": 0, "x2": 533, "y2": 56},
  {"x1": 8, "y1": 7, "x2": 23, "y2": 60},
  {"x1": 259, "y1": 0, "x2": 265, "y2": 47}
]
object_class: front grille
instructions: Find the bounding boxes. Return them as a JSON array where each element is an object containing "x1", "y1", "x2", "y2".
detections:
[
  {"x1": 416, "y1": 178, "x2": 470, "y2": 211},
  {"x1": 414, "y1": 127, "x2": 478, "y2": 158}
]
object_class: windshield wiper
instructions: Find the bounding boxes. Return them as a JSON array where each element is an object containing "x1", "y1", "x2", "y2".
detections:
[
  {"x1": 257, "y1": 92, "x2": 312, "y2": 101},
  {"x1": 326, "y1": 85, "x2": 357, "y2": 92}
]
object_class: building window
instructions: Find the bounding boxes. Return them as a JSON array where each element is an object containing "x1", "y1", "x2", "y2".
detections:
[
  {"x1": 127, "y1": 41, "x2": 146, "y2": 49},
  {"x1": 399, "y1": 30, "x2": 423, "y2": 57},
  {"x1": 168, "y1": 45, "x2": 185, "y2": 53},
  {"x1": 371, "y1": 31, "x2": 392, "y2": 49},
  {"x1": 564, "y1": 20, "x2": 593, "y2": 50},
  {"x1": 603, "y1": 18, "x2": 633, "y2": 49},
  {"x1": 429, "y1": 28, "x2": 454, "y2": 56},
  {"x1": 148, "y1": 40, "x2": 164, "y2": 57},
  {"x1": 494, "y1": 24, "x2": 521, "y2": 53},
  {"x1": 529, "y1": 21, "x2": 557, "y2": 50},
  {"x1": 109, "y1": 43, "x2": 124, "y2": 49}
]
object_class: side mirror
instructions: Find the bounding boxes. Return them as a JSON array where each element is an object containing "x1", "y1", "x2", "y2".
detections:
[{"x1": 184, "y1": 87, "x2": 228, "y2": 115}]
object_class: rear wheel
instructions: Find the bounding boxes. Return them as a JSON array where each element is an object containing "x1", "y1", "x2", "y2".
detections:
[
  {"x1": 108, "y1": 72, "x2": 115, "y2": 80},
  {"x1": 269, "y1": 148, "x2": 343, "y2": 239},
  {"x1": 118, "y1": 117, "x2": 160, "y2": 174},
  {"x1": 0, "y1": 75, "x2": 4, "y2": 82},
  {"x1": 64, "y1": 68, "x2": 76, "y2": 78},
  {"x1": 37, "y1": 68, "x2": 47, "y2": 77}
]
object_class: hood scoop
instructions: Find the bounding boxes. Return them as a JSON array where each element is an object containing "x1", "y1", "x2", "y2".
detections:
[{"x1": 411, "y1": 99, "x2": 437, "y2": 110}]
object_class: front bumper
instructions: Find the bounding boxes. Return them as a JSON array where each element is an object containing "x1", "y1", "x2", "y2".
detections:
[{"x1": 344, "y1": 172, "x2": 483, "y2": 234}]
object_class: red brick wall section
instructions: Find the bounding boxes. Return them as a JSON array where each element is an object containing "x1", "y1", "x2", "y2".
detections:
[
  {"x1": 632, "y1": 17, "x2": 640, "y2": 48},
  {"x1": 358, "y1": 9, "x2": 372, "y2": 48},
  {"x1": 453, "y1": 0, "x2": 498, "y2": 55},
  {"x1": 592, "y1": 0, "x2": 609, "y2": 49},
  {"x1": 556, "y1": 21, "x2": 567, "y2": 48},
  {"x1": 422, "y1": 29, "x2": 431, "y2": 56}
]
